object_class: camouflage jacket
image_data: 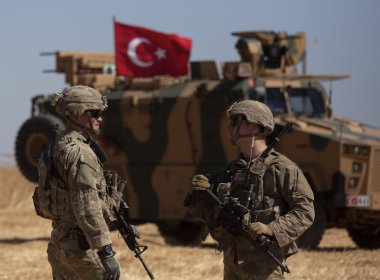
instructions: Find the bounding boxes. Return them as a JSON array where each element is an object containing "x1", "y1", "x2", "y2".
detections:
[
  {"x1": 190, "y1": 150, "x2": 315, "y2": 263},
  {"x1": 50, "y1": 129, "x2": 112, "y2": 249}
]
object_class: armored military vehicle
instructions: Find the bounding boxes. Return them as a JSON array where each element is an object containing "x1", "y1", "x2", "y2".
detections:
[{"x1": 15, "y1": 30, "x2": 380, "y2": 249}]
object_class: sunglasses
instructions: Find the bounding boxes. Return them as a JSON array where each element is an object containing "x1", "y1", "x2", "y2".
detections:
[
  {"x1": 228, "y1": 115, "x2": 245, "y2": 127},
  {"x1": 88, "y1": 110, "x2": 102, "y2": 119}
]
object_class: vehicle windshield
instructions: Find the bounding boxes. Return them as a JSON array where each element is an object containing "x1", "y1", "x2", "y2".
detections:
[{"x1": 265, "y1": 87, "x2": 326, "y2": 117}]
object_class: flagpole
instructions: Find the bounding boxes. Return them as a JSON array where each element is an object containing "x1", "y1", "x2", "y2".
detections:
[{"x1": 113, "y1": 16, "x2": 117, "y2": 78}]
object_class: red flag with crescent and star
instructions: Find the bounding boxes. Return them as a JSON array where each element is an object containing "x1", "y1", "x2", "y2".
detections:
[{"x1": 114, "y1": 21, "x2": 192, "y2": 77}]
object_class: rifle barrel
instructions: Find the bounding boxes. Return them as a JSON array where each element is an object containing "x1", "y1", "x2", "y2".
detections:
[
  {"x1": 134, "y1": 250, "x2": 155, "y2": 280},
  {"x1": 113, "y1": 205, "x2": 155, "y2": 279},
  {"x1": 265, "y1": 248, "x2": 290, "y2": 273}
]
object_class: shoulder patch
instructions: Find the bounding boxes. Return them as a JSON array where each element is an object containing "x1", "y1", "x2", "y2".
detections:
[{"x1": 76, "y1": 154, "x2": 99, "y2": 188}]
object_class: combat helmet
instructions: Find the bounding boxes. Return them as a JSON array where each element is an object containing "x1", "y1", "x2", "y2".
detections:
[
  {"x1": 227, "y1": 100, "x2": 274, "y2": 135},
  {"x1": 51, "y1": 85, "x2": 108, "y2": 118}
]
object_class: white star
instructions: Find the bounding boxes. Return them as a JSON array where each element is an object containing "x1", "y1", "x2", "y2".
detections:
[{"x1": 155, "y1": 47, "x2": 166, "y2": 60}]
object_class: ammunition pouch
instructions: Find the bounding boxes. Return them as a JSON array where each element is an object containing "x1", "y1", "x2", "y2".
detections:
[
  {"x1": 251, "y1": 206, "x2": 280, "y2": 224},
  {"x1": 104, "y1": 170, "x2": 121, "y2": 187},
  {"x1": 103, "y1": 170, "x2": 125, "y2": 211}
]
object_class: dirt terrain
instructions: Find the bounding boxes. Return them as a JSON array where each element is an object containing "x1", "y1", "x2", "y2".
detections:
[{"x1": 1, "y1": 166, "x2": 380, "y2": 280}]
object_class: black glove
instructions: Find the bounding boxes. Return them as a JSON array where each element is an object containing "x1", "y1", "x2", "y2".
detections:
[{"x1": 98, "y1": 245, "x2": 120, "y2": 280}]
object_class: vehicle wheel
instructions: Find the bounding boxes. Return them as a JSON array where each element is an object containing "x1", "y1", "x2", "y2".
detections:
[
  {"x1": 297, "y1": 198, "x2": 326, "y2": 249},
  {"x1": 348, "y1": 227, "x2": 380, "y2": 249},
  {"x1": 15, "y1": 115, "x2": 64, "y2": 182},
  {"x1": 158, "y1": 221, "x2": 208, "y2": 246}
]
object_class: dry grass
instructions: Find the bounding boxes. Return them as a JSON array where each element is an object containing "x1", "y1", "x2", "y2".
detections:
[{"x1": 1, "y1": 166, "x2": 380, "y2": 279}]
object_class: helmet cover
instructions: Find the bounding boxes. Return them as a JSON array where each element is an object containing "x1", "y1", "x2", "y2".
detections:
[
  {"x1": 227, "y1": 100, "x2": 274, "y2": 134},
  {"x1": 51, "y1": 85, "x2": 108, "y2": 118}
]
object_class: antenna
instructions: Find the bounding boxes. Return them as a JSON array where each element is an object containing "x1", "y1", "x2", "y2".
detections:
[{"x1": 328, "y1": 80, "x2": 332, "y2": 104}]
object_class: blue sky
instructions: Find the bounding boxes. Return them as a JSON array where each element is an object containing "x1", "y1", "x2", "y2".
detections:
[{"x1": 1, "y1": 1, "x2": 380, "y2": 165}]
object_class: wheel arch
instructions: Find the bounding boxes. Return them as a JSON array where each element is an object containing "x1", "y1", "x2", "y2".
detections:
[{"x1": 15, "y1": 114, "x2": 65, "y2": 182}]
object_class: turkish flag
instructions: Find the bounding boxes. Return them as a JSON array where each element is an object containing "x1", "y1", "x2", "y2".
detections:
[{"x1": 114, "y1": 21, "x2": 192, "y2": 77}]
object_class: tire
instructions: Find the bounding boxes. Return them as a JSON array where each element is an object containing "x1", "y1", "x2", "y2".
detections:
[
  {"x1": 15, "y1": 115, "x2": 65, "y2": 182},
  {"x1": 158, "y1": 221, "x2": 208, "y2": 246},
  {"x1": 348, "y1": 227, "x2": 380, "y2": 249},
  {"x1": 297, "y1": 198, "x2": 326, "y2": 249}
]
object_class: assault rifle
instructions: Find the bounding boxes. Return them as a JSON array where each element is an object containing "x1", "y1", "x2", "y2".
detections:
[
  {"x1": 205, "y1": 123, "x2": 293, "y2": 273},
  {"x1": 113, "y1": 182, "x2": 155, "y2": 280},
  {"x1": 205, "y1": 190, "x2": 290, "y2": 273}
]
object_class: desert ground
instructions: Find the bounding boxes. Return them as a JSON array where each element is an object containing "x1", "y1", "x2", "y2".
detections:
[{"x1": 1, "y1": 166, "x2": 380, "y2": 280}]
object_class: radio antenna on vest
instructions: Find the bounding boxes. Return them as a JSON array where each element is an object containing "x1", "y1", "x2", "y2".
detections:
[{"x1": 245, "y1": 134, "x2": 256, "y2": 182}]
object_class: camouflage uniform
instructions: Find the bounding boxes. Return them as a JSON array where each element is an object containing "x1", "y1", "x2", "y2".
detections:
[
  {"x1": 189, "y1": 100, "x2": 315, "y2": 280},
  {"x1": 47, "y1": 129, "x2": 114, "y2": 279},
  {"x1": 36, "y1": 86, "x2": 121, "y2": 279}
]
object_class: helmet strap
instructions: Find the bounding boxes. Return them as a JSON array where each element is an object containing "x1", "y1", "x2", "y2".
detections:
[
  {"x1": 249, "y1": 134, "x2": 255, "y2": 161},
  {"x1": 245, "y1": 134, "x2": 256, "y2": 182},
  {"x1": 231, "y1": 118, "x2": 255, "y2": 144}
]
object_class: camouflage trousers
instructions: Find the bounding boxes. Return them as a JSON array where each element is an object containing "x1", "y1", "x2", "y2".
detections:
[
  {"x1": 47, "y1": 238, "x2": 118, "y2": 280},
  {"x1": 223, "y1": 248, "x2": 286, "y2": 280}
]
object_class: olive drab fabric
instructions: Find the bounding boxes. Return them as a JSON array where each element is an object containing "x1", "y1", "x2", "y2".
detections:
[
  {"x1": 228, "y1": 100, "x2": 275, "y2": 135},
  {"x1": 189, "y1": 150, "x2": 315, "y2": 280},
  {"x1": 51, "y1": 85, "x2": 108, "y2": 118}
]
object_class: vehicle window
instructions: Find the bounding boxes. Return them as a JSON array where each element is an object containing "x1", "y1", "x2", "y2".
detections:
[
  {"x1": 266, "y1": 88, "x2": 287, "y2": 115},
  {"x1": 287, "y1": 88, "x2": 325, "y2": 117}
]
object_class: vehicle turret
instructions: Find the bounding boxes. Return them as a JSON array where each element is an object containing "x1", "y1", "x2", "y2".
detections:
[{"x1": 233, "y1": 31, "x2": 306, "y2": 76}]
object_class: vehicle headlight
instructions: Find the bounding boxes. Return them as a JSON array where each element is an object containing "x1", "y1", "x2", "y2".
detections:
[
  {"x1": 352, "y1": 162, "x2": 362, "y2": 172},
  {"x1": 348, "y1": 177, "x2": 359, "y2": 188}
]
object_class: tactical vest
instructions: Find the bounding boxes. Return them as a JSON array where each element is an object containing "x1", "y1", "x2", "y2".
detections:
[{"x1": 218, "y1": 152, "x2": 280, "y2": 225}]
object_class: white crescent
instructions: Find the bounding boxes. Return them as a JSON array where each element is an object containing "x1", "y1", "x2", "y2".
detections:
[{"x1": 127, "y1": 37, "x2": 154, "y2": 68}]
